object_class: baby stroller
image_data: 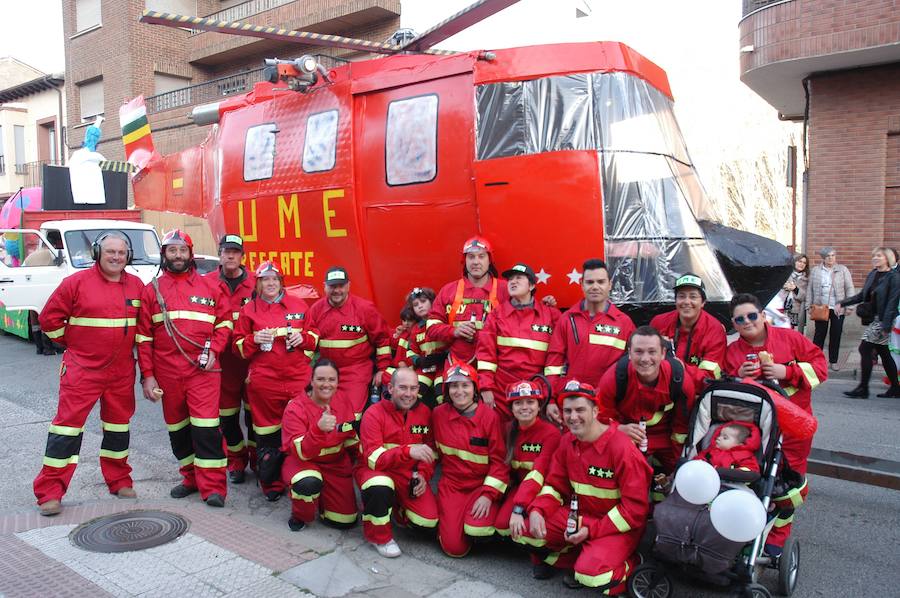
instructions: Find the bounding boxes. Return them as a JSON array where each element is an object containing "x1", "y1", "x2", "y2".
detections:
[{"x1": 628, "y1": 378, "x2": 802, "y2": 598}]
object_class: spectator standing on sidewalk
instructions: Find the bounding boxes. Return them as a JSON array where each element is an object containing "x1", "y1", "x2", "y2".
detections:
[
  {"x1": 782, "y1": 254, "x2": 810, "y2": 332},
  {"x1": 807, "y1": 247, "x2": 854, "y2": 371}
]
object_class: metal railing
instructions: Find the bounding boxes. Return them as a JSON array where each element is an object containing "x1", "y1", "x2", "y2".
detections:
[
  {"x1": 15, "y1": 160, "x2": 61, "y2": 187},
  {"x1": 14, "y1": 162, "x2": 27, "y2": 175},
  {"x1": 742, "y1": 0, "x2": 793, "y2": 17},
  {"x1": 0, "y1": 156, "x2": 4, "y2": 176},
  {"x1": 145, "y1": 67, "x2": 268, "y2": 114},
  {"x1": 192, "y1": 0, "x2": 297, "y2": 34}
]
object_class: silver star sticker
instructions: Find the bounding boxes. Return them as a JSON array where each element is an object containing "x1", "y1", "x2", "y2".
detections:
[
  {"x1": 536, "y1": 268, "x2": 551, "y2": 285},
  {"x1": 566, "y1": 268, "x2": 582, "y2": 285}
]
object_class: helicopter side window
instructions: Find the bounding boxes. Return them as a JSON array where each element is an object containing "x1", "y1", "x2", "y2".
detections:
[
  {"x1": 386, "y1": 94, "x2": 438, "y2": 186},
  {"x1": 302, "y1": 110, "x2": 338, "y2": 173},
  {"x1": 244, "y1": 123, "x2": 277, "y2": 182}
]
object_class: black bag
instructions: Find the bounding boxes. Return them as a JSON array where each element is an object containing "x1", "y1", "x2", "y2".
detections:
[
  {"x1": 256, "y1": 446, "x2": 286, "y2": 485},
  {"x1": 856, "y1": 301, "x2": 874, "y2": 325}
]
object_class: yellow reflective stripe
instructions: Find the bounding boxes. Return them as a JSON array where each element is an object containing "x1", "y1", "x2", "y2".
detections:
[
  {"x1": 252, "y1": 423, "x2": 282, "y2": 435},
  {"x1": 425, "y1": 318, "x2": 443, "y2": 329},
  {"x1": 671, "y1": 432, "x2": 687, "y2": 444},
  {"x1": 190, "y1": 417, "x2": 220, "y2": 428},
  {"x1": 194, "y1": 457, "x2": 227, "y2": 468},
  {"x1": 321, "y1": 510, "x2": 356, "y2": 524},
  {"x1": 48, "y1": 424, "x2": 83, "y2": 436},
  {"x1": 363, "y1": 513, "x2": 392, "y2": 526},
  {"x1": 497, "y1": 336, "x2": 549, "y2": 352},
  {"x1": 538, "y1": 485, "x2": 563, "y2": 504},
  {"x1": 544, "y1": 365, "x2": 565, "y2": 376},
  {"x1": 215, "y1": 320, "x2": 233, "y2": 330},
  {"x1": 798, "y1": 362, "x2": 821, "y2": 389},
  {"x1": 477, "y1": 360, "x2": 498, "y2": 372},
  {"x1": 418, "y1": 374, "x2": 433, "y2": 387},
  {"x1": 319, "y1": 335, "x2": 368, "y2": 349},
  {"x1": 513, "y1": 534, "x2": 547, "y2": 548},
  {"x1": 453, "y1": 320, "x2": 484, "y2": 330},
  {"x1": 645, "y1": 408, "x2": 667, "y2": 427},
  {"x1": 151, "y1": 311, "x2": 216, "y2": 324},
  {"x1": 436, "y1": 442, "x2": 489, "y2": 464},
  {"x1": 291, "y1": 469, "x2": 323, "y2": 484},
  {"x1": 511, "y1": 459, "x2": 534, "y2": 471},
  {"x1": 361, "y1": 475, "x2": 395, "y2": 491},
  {"x1": 588, "y1": 334, "x2": 626, "y2": 350},
  {"x1": 179, "y1": 454, "x2": 195, "y2": 466},
  {"x1": 68, "y1": 316, "x2": 137, "y2": 328},
  {"x1": 574, "y1": 569, "x2": 614, "y2": 589},
  {"x1": 367, "y1": 446, "x2": 388, "y2": 469},
  {"x1": 523, "y1": 470, "x2": 544, "y2": 486},
  {"x1": 483, "y1": 475, "x2": 508, "y2": 493},
  {"x1": 43, "y1": 455, "x2": 78, "y2": 468},
  {"x1": 775, "y1": 478, "x2": 807, "y2": 508},
  {"x1": 45, "y1": 326, "x2": 66, "y2": 339},
  {"x1": 167, "y1": 417, "x2": 190, "y2": 432},
  {"x1": 99, "y1": 448, "x2": 129, "y2": 459},
  {"x1": 319, "y1": 444, "x2": 344, "y2": 456},
  {"x1": 398, "y1": 338, "x2": 410, "y2": 349},
  {"x1": 783, "y1": 386, "x2": 799, "y2": 396},
  {"x1": 463, "y1": 523, "x2": 495, "y2": 537},
  {"x1": 101, "y1": 421, "x2": 129, "y2": 432},
  {"x1": 406, "y1": 509, "x2": 438, "y2": 528},
  {"x1": 136, "y1": 334, "x2": 153, "y2": 343},
  {"x1": 774, "y1": 514, "x2": 794, "y2": 527},
  {"x1": 236, "y1": 337, "x2": 247, "y2": 358},
  {"x1": 607, "y1": 505, "x2": 631, "y2": 533},
  {"x1": 419, "y1": 341, "x2": 444, "y2": 353},
  {"x1": 227, "y1": 440, "x2": 245, "y2": 452},
  {"x1": 219, "y1": 407, "x2": 240, "y2": 417},
  {"x1": 343, "y1": 437, "x2": 359, "y2": 448},
  {"x1": 571, "y1": 481, "x2": 621, "y2": 500},
  {"x1": 697, "y1": 359, "x2": 722, "y2": 379},
  {"x1": 376, "y1": 345, "x2": 391, "y2": 356},
  {"x1": 307, "y1": 330, "x2": 319, "y2": 344}
]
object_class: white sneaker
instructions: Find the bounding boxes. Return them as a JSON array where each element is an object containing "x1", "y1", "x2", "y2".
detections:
[
  {"x1": 373, "y1": 539, "x2": 402, "y2": 558},
  {"x1": 830, "y1": 363, "x2": 840, "y2": 372}
]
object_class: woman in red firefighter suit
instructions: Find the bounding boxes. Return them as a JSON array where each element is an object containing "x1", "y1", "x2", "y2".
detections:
[
  {"x1": 431, "y1": 362, "x2": 509, "y2": 557},
  {"x1": 725, "y1": 293, "x2": 826, "y2": 559},
  {"x1": 477, "y1": 263, "x2": 560, "y2": 419},
  {"x1": 281, "y1": 359, "x2": 360, "y2": 531},
  {"x1": 233, "y1": 261, "x2": 319, "y2": 501}
]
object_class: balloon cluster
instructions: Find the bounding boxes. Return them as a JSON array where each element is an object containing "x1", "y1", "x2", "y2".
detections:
[{"x1": 673, "y1": 460, "x2": 767, "y2": 543}]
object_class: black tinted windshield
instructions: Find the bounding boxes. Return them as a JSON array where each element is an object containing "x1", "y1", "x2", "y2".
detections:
[{"x1": 65, "y1": 229, "x2": 161, "y2": 268}]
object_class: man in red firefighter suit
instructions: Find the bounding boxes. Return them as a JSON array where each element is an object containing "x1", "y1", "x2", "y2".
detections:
[
  {"x1": 476, "y1": 263, "x2": 560, "y2": 419},
  {"x1": 432, "y1": 362, "x2": 509, "y2": 557},
  {"x1": 205, "y1": 234, "x2": 256, "y2": 483},
  {"x1": 596, "y1": 326, "x2": 695, "y2": 489},
  {"x1": 650, "y1": 273, "x2": 727, "y2": 395},
  {"x1": 33, "y1": 231, "x2": 144, "y2": 516},
  {"x1": 515, "y1": 381, "x2": 652, "y2": 593},
  {"x1": 234, "y1": 261, "x2": 319, "y2": 500},
  {"x1": 307, "y1": 266, "x2": 391, "y2": 419},
  {"x1": 545, "y1": 258, "x2": 635, "y2": 422},
  {"x1": 138, "y1": 230, "x2": 232, "y2": 507},
  {"x1": 356, "y1": 367, "x2": 439, "y2": 558},
  {"x1": 725, "y1": 293, "x2": 826, "y2": 558}
]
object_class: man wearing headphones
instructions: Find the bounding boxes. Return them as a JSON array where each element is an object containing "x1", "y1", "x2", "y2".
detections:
[{"x1": 33, "y1": 231, "x2": 144, "y2": 516}]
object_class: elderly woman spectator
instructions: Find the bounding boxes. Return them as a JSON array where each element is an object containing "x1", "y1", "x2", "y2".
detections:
[
  {"x1": 839, "y1": 247, "x2": 900, "y2": 398},
  {"x1": 806, "y1": 247, "x2": 855, "y2": 371},
  {"x1": 781, "y1": 254, "x2": 810, "y2": 331}
]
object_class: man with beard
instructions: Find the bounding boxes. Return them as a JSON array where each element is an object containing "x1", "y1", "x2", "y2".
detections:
[{"x1": 137, "y1": 230, "x2": 232, "y2": 507}]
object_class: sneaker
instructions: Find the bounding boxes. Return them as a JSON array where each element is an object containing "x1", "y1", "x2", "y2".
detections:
[
  {"x1": 288, "y1": 517, "x2": 306, "y2": 532},
  {"x1": 205, "y1": 493, "x2": 225, "y2": 508},
  {"x1": 829, "y1": 363, "x2": 840, "y2": 372},
  {"x1": 373, "y1": 539, "x2": 402, "y2": 558},
  {"x1": 39, "y1": 499, "x2": 62, "y2": 517},
  {"x1": 265, "y1": 490, "x2": 282, "y2": 502},
  {"x1": 562, "y1": 572, "x2": 582, "y2": 590},
  {"x1": 532, "y1": 562, "x2": 555, "y2": 580},
  {"x1": 170, "y1": 484, "x2": 198, "y2": 499},
  {"x1": 116, "y1": 487, "x2": 137, "y2": 499},
  {"x1": 229, "y1": 470, "x2": 246, "y2": 484}
]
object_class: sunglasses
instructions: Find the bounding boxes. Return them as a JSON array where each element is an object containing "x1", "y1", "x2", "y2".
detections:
[{"x1": 733, "y1": 312, "x2": 761, "y2": 325}]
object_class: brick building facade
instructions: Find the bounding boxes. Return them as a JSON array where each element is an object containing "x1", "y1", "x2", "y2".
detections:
[
  {"x1": 739, "y1": 0, "x2": 900, "y2": 279},
  {"x1": 62, "y1": 0, "x2": 400, "y2": 251}
]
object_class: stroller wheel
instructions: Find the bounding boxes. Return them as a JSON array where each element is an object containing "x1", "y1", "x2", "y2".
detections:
[
  {"x1": 776, "y1": 537, "x2": 800, "y2": 596},
  {"x1": 740, "y1": 582, "x2": 773, "y2": 598},
  {"x1": 627, "y1": 563, "x2": 672, "y2": 598}
]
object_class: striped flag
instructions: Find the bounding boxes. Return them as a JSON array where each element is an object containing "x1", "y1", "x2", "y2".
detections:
[{"x1": 119, "y1": 96, "x2": 156, "y2": 172}]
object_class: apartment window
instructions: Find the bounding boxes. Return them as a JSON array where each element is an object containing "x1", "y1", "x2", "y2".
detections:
[
  {"x1": 385, "y1": 94, "x2": 438, "y2": 186},
  {"x1": 145, "y1": 1, "x2": 197, "y2": 14},
  {"x1": 14, "y1": 126, "x2": 25, "y2": 172},
  {"x1": 79, "y1": 79, "x2": 104, "y2": 121},
  {"x1": 75, "y1": 0, "x2": 102, "y2": 32}
]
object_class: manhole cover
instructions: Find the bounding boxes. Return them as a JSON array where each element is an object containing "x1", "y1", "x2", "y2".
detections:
[{"x1": 70, "y1": 510, "x2": 189, "y2": 553}]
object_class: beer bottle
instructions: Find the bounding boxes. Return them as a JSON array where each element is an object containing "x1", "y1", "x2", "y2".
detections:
[
  {"x1": 285, "y1": 320, "x2": 295, "y2": 353},
  {"x1": 409, "y1": 463, "x2": 420, "y2": 499},
  {"x1": 639, "y1": 416, "x2": 648, "y2": 453},
  {"x1": 198, "y1": 338, "x2": 212, "y2": 369},
  {"x1": 565, "y1": 494, "x2": 579, "y2": 537}
]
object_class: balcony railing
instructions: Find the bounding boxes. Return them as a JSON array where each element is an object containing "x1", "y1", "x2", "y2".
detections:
[
  {"x1": 14, "y1": 162, "x2": 28, "y2": 175},
  {"x1": 145, "y1": 67, "x2": 268, "y2": 115},
  {"x1": 192, "y1": 0, "x2": 297, "y2": 34},
  {"x1": 15, "y1": 160, "x2": 61, "y2": 187},
  {"x1": 742, "y1": 0, "x2": 792, "y2": 17},
  {"x1": 0, "y1": 156, "x2": 4, "y2": 176}
]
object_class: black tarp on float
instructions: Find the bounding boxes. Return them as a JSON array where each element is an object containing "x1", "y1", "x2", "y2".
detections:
[{"x1": 41, "y1": 165, "x2": 128, "y2": 211}]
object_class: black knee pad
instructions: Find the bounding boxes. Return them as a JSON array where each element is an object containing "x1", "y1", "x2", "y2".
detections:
[
  {"x1": 292, "y1": 476, "x2": 323, "y2": 498},
  {"x1": 361, "y1": 485, "x2": 395, "y2": 514}
]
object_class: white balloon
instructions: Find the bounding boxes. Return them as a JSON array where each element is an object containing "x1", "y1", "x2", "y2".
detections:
[
  {"x1": 673, "y1": 460, "x2": 721, "y2": 505},
  {"x1": 710, "y1": 489, "x2": 767, "y2": 543}
]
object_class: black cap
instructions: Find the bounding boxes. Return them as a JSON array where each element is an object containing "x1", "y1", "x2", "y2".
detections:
[
  {"x1": 674, "y1": 272, "x2": 706, "y2": 299},
  {"x1": 219, "y1": 234, "x2": 244, "y2": 252},
  {"x1": 502, "y1": 263, "x2": 537, "y2": 284},
  {"x1": 325, "y1": 266, "x2": 349, "y2": 285}
]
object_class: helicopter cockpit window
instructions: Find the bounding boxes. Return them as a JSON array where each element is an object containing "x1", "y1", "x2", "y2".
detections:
[
  {"x1": 386, "y1": 94, "x2": 438, "y2": 186},
  {"x1": 303, "y1": 110, "x2": 338, "y2": 173},
  {"x1": 244, "y1": 123, "x2": 277, "y2": 182}
]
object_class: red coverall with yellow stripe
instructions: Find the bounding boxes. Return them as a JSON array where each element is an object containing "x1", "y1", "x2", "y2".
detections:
[
  {"x1": 384, "y1": 322, "x2": 447, "y2": 398},
  {"x1": 234, "y1": 294, "x2": 318, "y2": 494},
  {"x1": 33, "y1": 264, "x2": 143, "y2": 505},
  {"x1": 281, "y1": 393, "x2": 360, "y2": 526},
  {"x1": 205, "y1": 268, "x2": 255, "y2": 473},
  {"x1": 307, "y1": 295, "x2": 391, "y2": 418},
  {"x1": 426, "y1": 276, "x2": 510, "y2": 367},
  {"x1": 494, "y1": 419, "x2": 561, "y2": 548},
  {"x1": 544, "y1": 301, "x2": 635, "y2": 392},
  {"x1": 355, "y1": 399, "x2": 439, "y2": 544},
  {"x1": 476, "y1": 301, "x2": 560, "y2": 419},
  {"x1": 650, "y1": 309, "x2": 727, "y2": 392},
  {"x1": 432, "y1": 401, "x2": 509, "y2": 557},
  {"x1": 137, "y1": 270, "x2": 232, "y2": 499},
  {"x1": 596, "y1": 360, "x2": 695, "y2": 476},
  {"x1": 725, "y1": 324, "x2": 826, "y2": 548},
  {"x1": 518, "y1": 424, "x2": 652, "y2": 593}
]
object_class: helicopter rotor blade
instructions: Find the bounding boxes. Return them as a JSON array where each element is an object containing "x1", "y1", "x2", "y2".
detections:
[{"x1": 401, "y1": 0, "x2": 522, "y2": 52}]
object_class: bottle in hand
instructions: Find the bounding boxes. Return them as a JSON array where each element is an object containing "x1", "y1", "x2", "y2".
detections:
[
  {"x1": 409, "y1": 463, "x2": 420, "y2": 499},
  {"x1": 198, "y1": 338, "x2": 211, "y2": 368},
  {"x1": 639, "y1": 416, "x2": 648, "y2": 453},
  {"x1": 285, "y1": 321, "x2": 295, "y2": 353},
  {"x1": 565, "y1": 494, "x2": 579, "y2": 537}
]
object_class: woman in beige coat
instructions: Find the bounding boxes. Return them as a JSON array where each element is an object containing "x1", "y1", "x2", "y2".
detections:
[
  {"x1": 782, "y1": 254, "x2": 810, "y2": 331},
  {"x1": 807, "y1": 247, "x2": 855, "y2": 370}
]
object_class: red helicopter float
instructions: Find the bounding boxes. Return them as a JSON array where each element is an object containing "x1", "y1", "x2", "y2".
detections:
[{"x1": 121, "y1": 0, "x2": 790, "y2": 325}]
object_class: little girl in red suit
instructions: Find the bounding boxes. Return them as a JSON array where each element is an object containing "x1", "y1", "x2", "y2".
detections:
[{"x1": 697, "y1": 420, "x2": 761, "y2": 477}]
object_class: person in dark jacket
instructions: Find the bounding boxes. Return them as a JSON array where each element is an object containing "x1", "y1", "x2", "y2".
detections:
[{"x1": 839, "y1": 247, "x2": 900, "y2": 398}]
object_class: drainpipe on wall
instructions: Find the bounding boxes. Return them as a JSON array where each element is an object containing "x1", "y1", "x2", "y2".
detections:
[{"x1": 52, "y1": 74, "x2": 65, "y2": 166}]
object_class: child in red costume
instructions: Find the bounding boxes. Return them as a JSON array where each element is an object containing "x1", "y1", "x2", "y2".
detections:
[{"x1": 697, "y1": 421, "x2": 760, "y2": 475}]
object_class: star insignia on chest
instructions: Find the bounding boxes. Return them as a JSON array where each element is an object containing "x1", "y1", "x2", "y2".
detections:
[
  {"x1": 242, "y1": 297, "x2": 251, "y2": 305},
  {"x1": 410, "y1": 425, "x2": 429, "y2": 435},
  {"x1": 520, "y1": 442, "x2": 543, "y2": 453},
  {"x1": 286, "y1": 313, "x2": 305, "y2": 321},
  {"x1": 588, "y1": 466, "x2": 614, "y2": 479},
  {"x1": 531, "y1": 324, "x2": 553, "y2": 334},
  {"x1": 689, "y1": 355, "x2": 700, "y2": 365},
  {"x1": 190, "y1": 296, "x2": 215, "y2": 307},
  {"x1": 340, "y1": 324, "x2": 363, "y2": 333},
  {"x1": 594, "y1": 324, "x2": 620, "y2": 335}
]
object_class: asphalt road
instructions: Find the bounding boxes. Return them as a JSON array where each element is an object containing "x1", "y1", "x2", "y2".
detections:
[{"x1": 0, "y1": 332, "x2": 897, "y2": 597}]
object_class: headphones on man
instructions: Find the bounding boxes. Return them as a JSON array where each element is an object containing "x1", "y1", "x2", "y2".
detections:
[{"x1": 92, "y1": 230, "x2": 134, "y2": 265}]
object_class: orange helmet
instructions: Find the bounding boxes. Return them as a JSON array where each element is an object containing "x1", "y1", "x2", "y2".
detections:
[
  {"x1": 161, "y1": 229, "x2": 193, "y2": 249},
  {"x1": 556, "y1": 379, "x2": 599, "y2": 408}
]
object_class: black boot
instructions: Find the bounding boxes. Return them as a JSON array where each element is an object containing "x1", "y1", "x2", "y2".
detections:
[
  {"x1": 876, "y1": 386, "x2": 900, "y2": 398},
  {"x1": 843, "y1": 385, "x2": 869, "y2": 399}
]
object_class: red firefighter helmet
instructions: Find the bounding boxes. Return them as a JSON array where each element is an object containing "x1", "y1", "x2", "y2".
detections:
[
  {"x1": 442, "y1": 361, "x2": 479, "y2": 394},
  {"x1": 462, "y1": 235, "x2": 492, "y2": 255},
  {"x1": 255, "y1": 261, "x2": 282, "y2": 278},
  {"x1": 556, "y1": 379, "x2": 599, "y2": 408},
  {"x1": 160, "y1": 229, "x2": 194, "y2": 249},
  {"x1": 504, "y1": 380, "x2": 546, "y2": 404}
]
